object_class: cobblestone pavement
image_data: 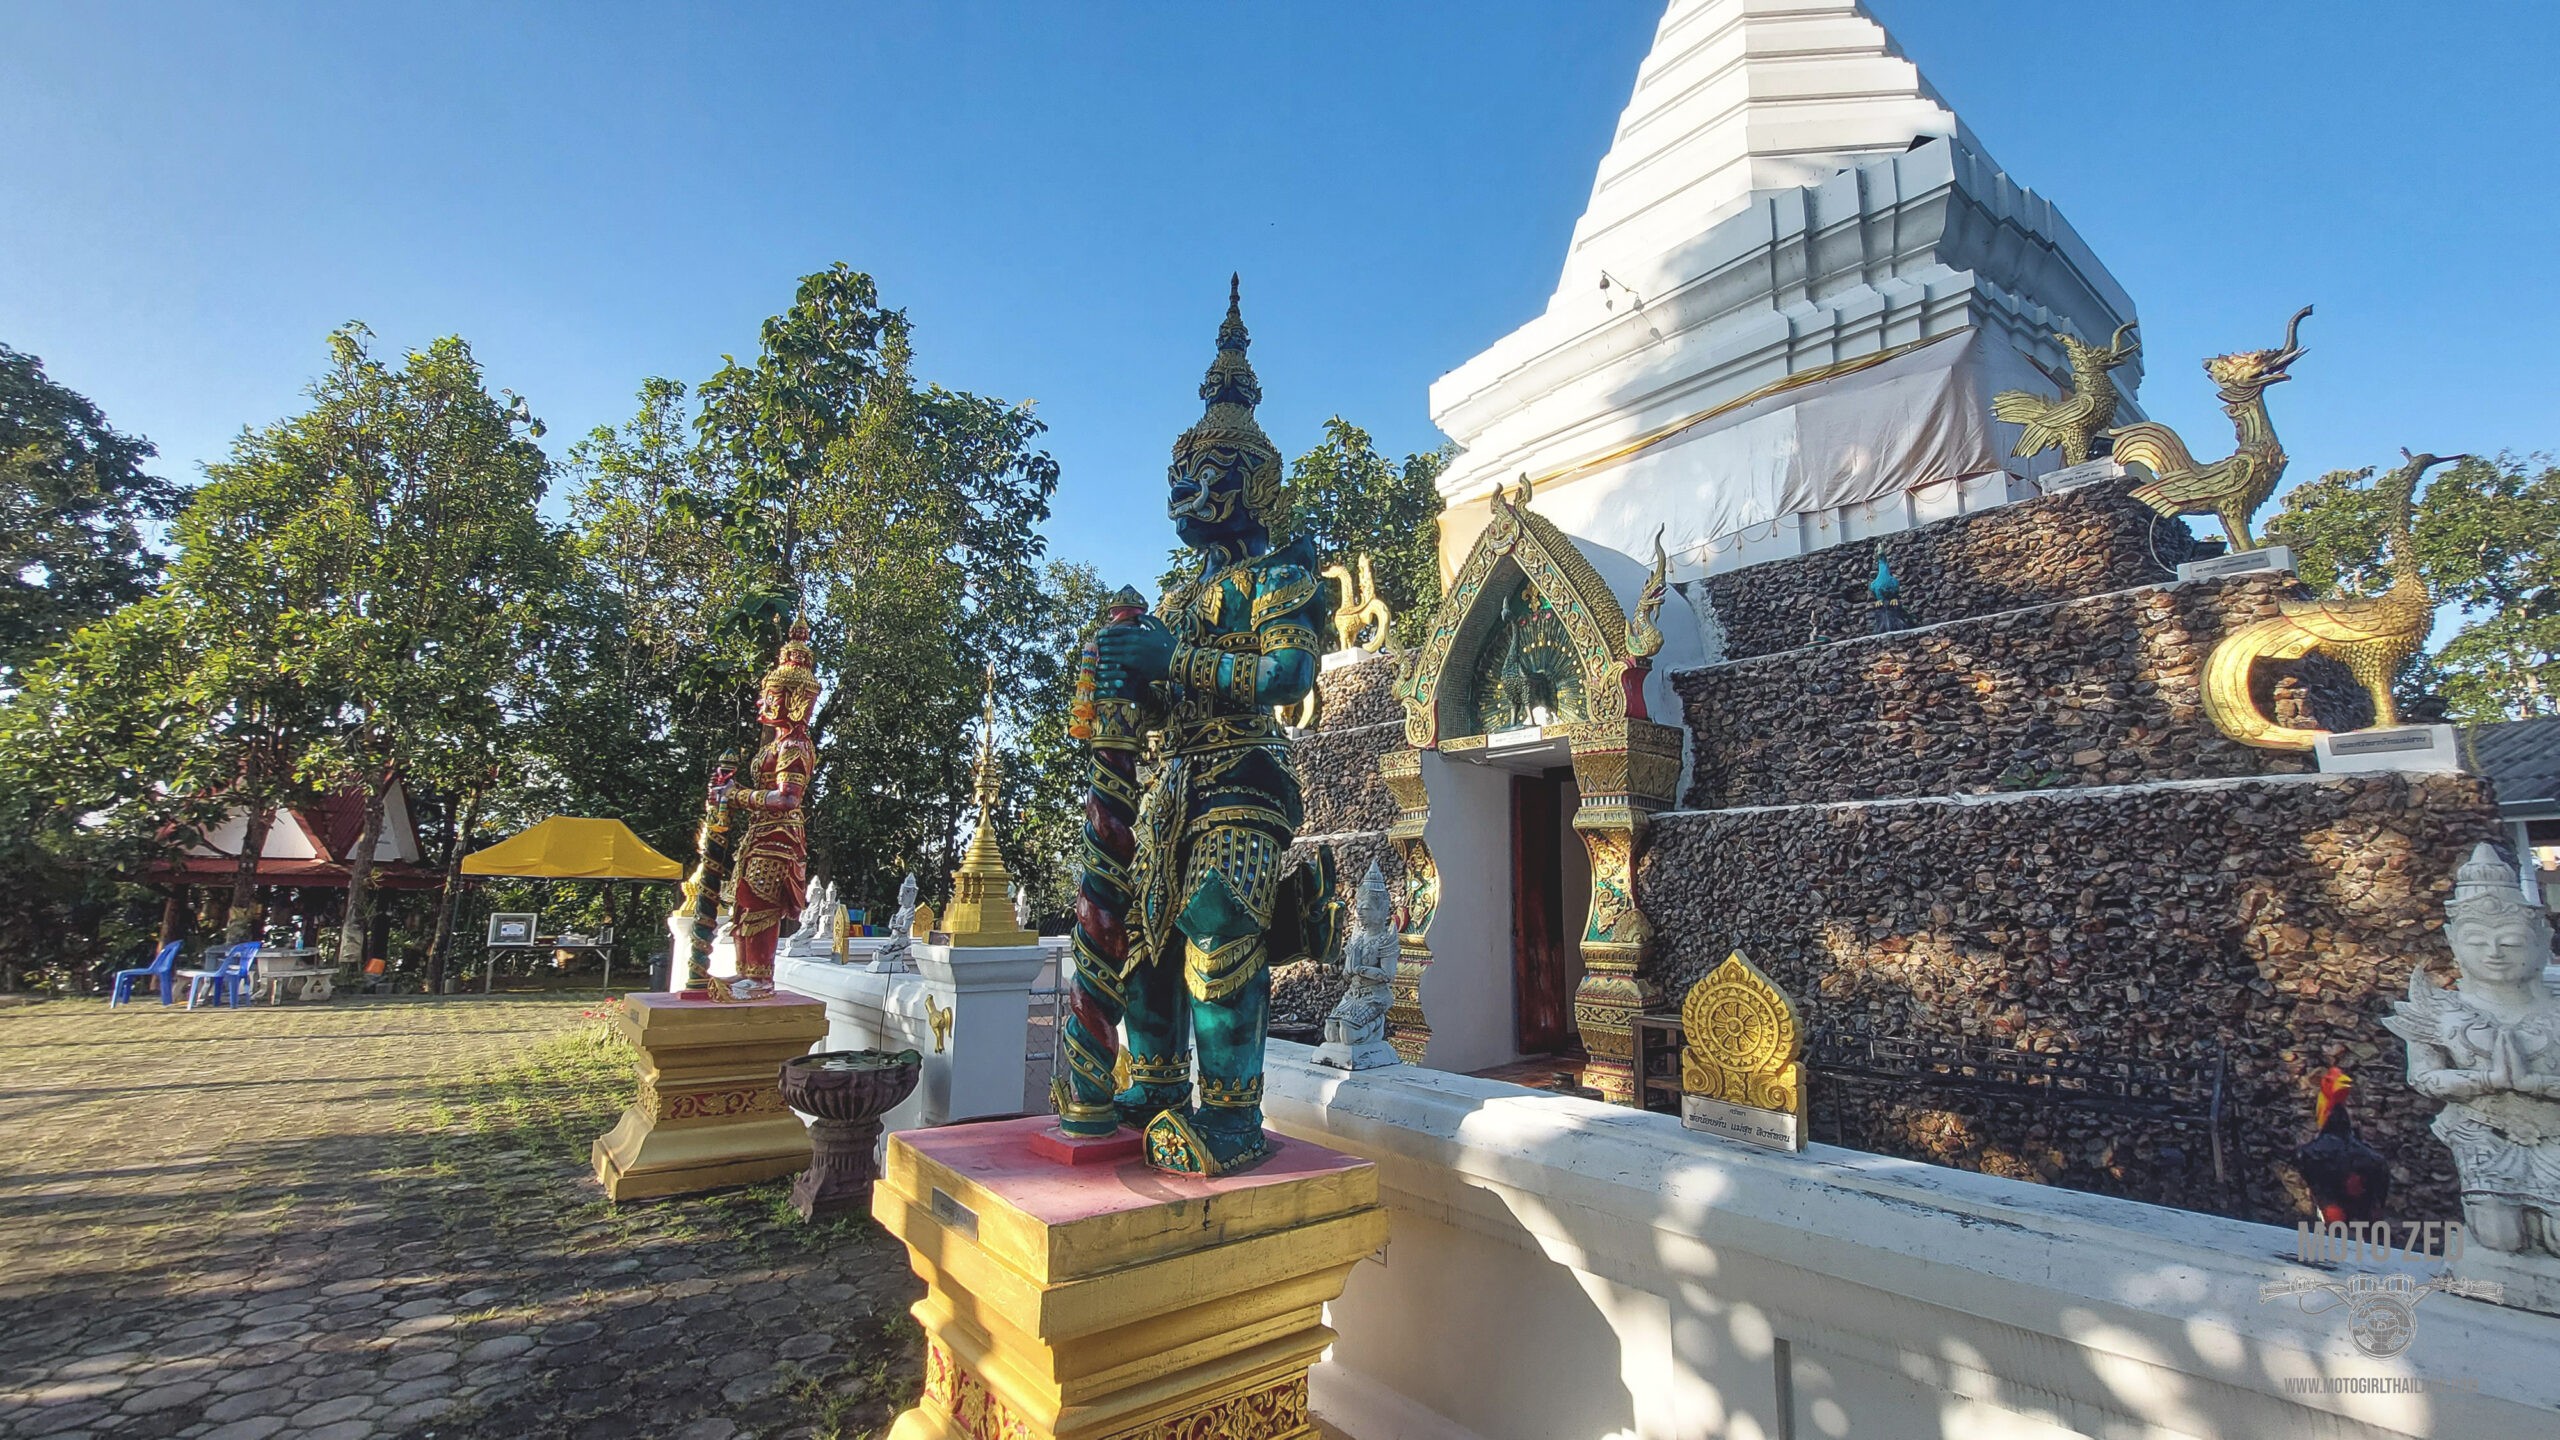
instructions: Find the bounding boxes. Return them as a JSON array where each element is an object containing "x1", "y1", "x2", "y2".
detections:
[{"x1": 0, "y1": 997, "x2": 924, "y2": 1440}]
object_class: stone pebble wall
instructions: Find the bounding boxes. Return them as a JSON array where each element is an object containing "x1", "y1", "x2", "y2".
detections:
[
  {"x1": 1282, "y1": 653, "x2": 1408, "y2": 1026},
  {"x1": 1672, "y1": 573, "x2": 2374, "y2": 810},
  {"x1": 1692, "y1": 477, "x2": 2208, "y2": 662},
  {"x1": 1639, "y1": 772, "x2": 2501, "y2": 1222}
]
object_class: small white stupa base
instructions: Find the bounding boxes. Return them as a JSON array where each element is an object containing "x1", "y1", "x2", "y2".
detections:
[{"x1": 1312, "y1": 1037, "x2": 1403, "y2": 1072}]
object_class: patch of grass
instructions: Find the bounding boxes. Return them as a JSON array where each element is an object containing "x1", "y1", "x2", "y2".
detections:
[
  {"x1": 787, "y1": 1350, "x2": 908, "y2": 1440},
  {"x1": 423, "y1": 1018, "x2": 634, "y2": 1249}
]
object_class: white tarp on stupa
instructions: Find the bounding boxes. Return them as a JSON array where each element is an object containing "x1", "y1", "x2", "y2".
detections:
[{"x1": 1432, "y1": 0, "x2": 2140, "y2": 579}]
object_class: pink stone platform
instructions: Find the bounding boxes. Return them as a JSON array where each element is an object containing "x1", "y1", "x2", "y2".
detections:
[
  {"x1": 898, "y1": 1114, "x2": 1369, "y2": 1227},
  {"x1": 636, "y1": 989, "x2": 820, "y2": 1010},
  {"x1": 1027, "y1": 1125, "x2": 1146, "y2": 1166}
]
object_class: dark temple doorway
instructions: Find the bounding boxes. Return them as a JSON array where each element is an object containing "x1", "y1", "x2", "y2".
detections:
[{"x1": 1510, "y1": 768, "x2": 1589, "y2": 1057}]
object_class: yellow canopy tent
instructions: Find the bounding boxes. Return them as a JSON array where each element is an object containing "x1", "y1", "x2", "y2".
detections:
[
  {"x1": 461, "y1": 817, "x2": 682, "y2": 881},
  {"x1": 460, "y1": 818, "x2": 682, "y2": 994}
]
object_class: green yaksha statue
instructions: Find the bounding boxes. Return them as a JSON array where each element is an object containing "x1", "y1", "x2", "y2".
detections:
[{"x1": 1066, "y1": 277, "x2": 1332, "y2": 1176}]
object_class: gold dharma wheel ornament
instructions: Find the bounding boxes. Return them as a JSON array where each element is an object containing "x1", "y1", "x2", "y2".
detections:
[{"x1": 1679, "y1": 950, "x2": 1806, "y2": 1148}]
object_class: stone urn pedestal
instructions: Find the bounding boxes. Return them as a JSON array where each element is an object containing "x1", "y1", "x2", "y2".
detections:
[{"x1": 780, "y1": 1048, "x2": 922, "y2": 1222}]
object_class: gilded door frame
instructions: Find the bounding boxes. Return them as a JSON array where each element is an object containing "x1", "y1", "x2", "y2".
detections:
[{"x1": 1382, "y1": 484, "x2": 1681, "y2": 1102}]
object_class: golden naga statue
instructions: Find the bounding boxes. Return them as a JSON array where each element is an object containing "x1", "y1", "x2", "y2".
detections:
[
  {"x1": 1619, "y1": 527, "x2": 1670, "y2": 720},
  {"x1": 1990, "y1": 321, "x2": 2139, "y2": 467},
  {"x1": 1323, "y1": 553, "x2": 1394, "y2": 653},
  {"x1": 2112, "y1": 306, "x2": 2310, "y2": 550},
  {"x1": 1626, "y1": 526, "x2": 1669, "y2": 661},
  {"x1": 2202, "y1": 450, "x2": 2463, "y2": 748}
]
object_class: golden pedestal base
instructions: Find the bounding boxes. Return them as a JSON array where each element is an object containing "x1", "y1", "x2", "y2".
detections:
[
  {"x1": 874, "y1": 1116, "x2": 1385, "y2": 1440},
  {"x1": 590, "y1": 990, "x2": 828, "y2": 1202}
]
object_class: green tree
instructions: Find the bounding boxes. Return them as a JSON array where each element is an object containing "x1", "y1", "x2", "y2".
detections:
[
  {"x1": 0, "y1": 598, "x2": 206, "y2": 987},
  {"x1": 556, "y1": 267, "x2": 1062, "y2": 923},
  {"x1": 535, "y1": 377, "x2": 744, "y2": 848},
  {"x1": 1002, "y1": 561, "x2": 1109, "y2": 924},
  {"x1": 1280, "y1": 419, "x2": 1449, "y2": 648},
  {"x1": 2268, "y1": 452, "x2": 2560, "y2": 720},
  {"x1": 202, "y1": 325, "x2": 562, "y2": 970},
  {"x1": 0, "y1": 416, "x2": 350, "y2": 974},
  {"x1": 0, "y1": 345, "x2": 182, "y2": 687}
]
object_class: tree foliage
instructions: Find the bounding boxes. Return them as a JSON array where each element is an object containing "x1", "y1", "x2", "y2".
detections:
[
  {"x1": 206, "y1": 326, "x2": 561, "y2": 967},
  {"x1": 0, "y1": 345, "x2": 180, "y2": 688},
  {"x1": 549, "y1": 266, "x2": 1064, "y2": 923},
  {"x1": 0, "y1": 273, "x2": 1465, "y2": 990},
  {"x1": 2268, "y1": 453, "x2": 2560, "y2": 720},
  {"x1": 1281, "y1": 417, "x2": 1449, "y2": 648}
]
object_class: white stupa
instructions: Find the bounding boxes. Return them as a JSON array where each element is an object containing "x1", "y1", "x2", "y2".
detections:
[{"x1": 1432, "y1": 0, "x2": 2140, "y2": 579}]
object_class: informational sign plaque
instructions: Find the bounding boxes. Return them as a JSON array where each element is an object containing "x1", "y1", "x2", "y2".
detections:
[
  {"x1": 1681, "y1": 1093, "x2": 1803, "y2": 1153},
  {"x1": 2176, "y1": 545, "x2": 2295, "y2": 582}
]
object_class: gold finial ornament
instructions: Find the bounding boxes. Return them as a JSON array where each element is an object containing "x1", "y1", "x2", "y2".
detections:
[
  {"x1": 1679, "y1": 951, "x2": 1806, "y2": 1147},
  {"x1": 2201, "y1": 450, "x2": 2463, "y2": 748},
  {"x1": 1991, "y1": 322, "x2": 2140, "y2": 468},
  {"x1": 2112, "y1": 306, "x2": 2311, "y2": 550},
  {"x1": 1170, "y1": 273, "x2": 1285, "y2": 533},
  {"x1": 940, "y1": 663, "x2": 1037, "y2": 946},
  {"x1": 925, "y1": 996, "x2": 953, "y2": 1053}
]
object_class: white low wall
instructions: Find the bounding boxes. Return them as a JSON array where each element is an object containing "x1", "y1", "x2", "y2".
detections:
[
  {"x1": 776, "y1": 937, "x2": 1062, "y2": 1134},
  {"x1": 1266, "y1": 1049, "x2": 2560, "y2": 1440}
]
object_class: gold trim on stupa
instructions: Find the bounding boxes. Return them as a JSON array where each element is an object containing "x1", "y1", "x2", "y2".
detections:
[{"x1": 942, "y1": 664, "x2": 1037, "y2": 948}]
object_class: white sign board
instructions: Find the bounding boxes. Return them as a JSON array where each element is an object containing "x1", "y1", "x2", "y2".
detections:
[
  {"x1": 2315, "y1": 723, "x2": 2460, "y2": 775},
  {"x1": 1681, "y1": 1093, "x2": 1803, "y2": 1153},
  {"x1": 2177, "y1": 545, "x2": 2295, "y2": 582}
]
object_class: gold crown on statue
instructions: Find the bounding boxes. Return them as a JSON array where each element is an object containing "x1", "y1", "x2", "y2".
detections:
[
  {"x1": 761, "y1": 615, "x2": 821, "y2": 719},
  {"x1": 1170, "y1": 274, "x2": 1285, "y2": 532}
]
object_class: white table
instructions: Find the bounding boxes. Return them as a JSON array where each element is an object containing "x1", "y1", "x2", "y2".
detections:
[{"x1": 253, "y1": 948, "x2": 337, "y2": 1003}]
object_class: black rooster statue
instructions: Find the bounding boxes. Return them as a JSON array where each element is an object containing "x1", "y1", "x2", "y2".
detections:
[{"x1": 2290, "y1": 1067, "x2": 2393, "y2": 1225}]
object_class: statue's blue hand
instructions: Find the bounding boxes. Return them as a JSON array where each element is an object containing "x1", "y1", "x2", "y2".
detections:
[{"x1": 1096, "y1": 614, "x2": 1174, "y2": 695}]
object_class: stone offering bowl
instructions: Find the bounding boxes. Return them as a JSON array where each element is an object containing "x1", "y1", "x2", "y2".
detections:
[{"x1": 780, "y1": 1048, "x2": 923, "y2": 1222}]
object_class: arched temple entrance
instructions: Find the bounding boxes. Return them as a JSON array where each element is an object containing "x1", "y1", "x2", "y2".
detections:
[{"x1": 1380, "y1": 485, "x2": 1701, "y2": 1103}]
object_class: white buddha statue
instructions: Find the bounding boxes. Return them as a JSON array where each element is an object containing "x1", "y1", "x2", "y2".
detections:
[
  {"x1": 869, "y1": 873, "x2": 921, "y2": 974},
  {"x1": 1315, "y1": 860, "x2": 1401, "y2": 1071},
  {"x1": 2384, "y1": 843, "x2": 2560, "y2": 1309}
]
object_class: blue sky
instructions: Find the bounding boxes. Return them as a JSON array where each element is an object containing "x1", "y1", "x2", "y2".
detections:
[{"x1": 4, "y1": 2, "x2": 2554, "y2": 595}]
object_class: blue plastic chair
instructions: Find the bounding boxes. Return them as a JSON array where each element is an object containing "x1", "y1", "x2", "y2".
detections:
[
  {"x1": 109, "y1": 941, "x2": 183, "y2": 1007},
  {"x1": 180, "y1": 942, "x2": 261, "y2": 1009}
]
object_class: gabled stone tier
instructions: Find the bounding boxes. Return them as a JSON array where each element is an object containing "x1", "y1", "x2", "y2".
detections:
[
  {"x1": 1639, "y1": 771, "x2": 2501, "y2": 1222},
  {"x1": 1294, "y1": 657, "x2": 1405, "y2": 839},
  {"x1": 1284, "y1": 654, "x2": 1410, "y2": 1021},
  {"x1": 1281, "y1": 655, "x2": 1409, "y2": 909},
  {"x1": 1692, "y1": 476, "x2": 2207, "y2": 661},
  {"x1": 1673, "y1": 572, "x2": 2371, "y2": 810}
]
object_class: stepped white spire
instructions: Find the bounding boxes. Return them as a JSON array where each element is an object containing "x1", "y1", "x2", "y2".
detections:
[
  {"x1": 1430, "y1": 0, "x2": 2138, "y2": 582},
  {"x1": 1558, "y1": 0, "x2": 1972, "y2": 308}
]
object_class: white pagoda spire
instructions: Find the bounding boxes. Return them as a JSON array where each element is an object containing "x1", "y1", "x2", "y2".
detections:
[
  {"x1": 1556, "y1": 0, "x2": 1974, "y2": 308},
  {"x1": 1429, "y1": 0, "x2": 2137, "y2": 581}
]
